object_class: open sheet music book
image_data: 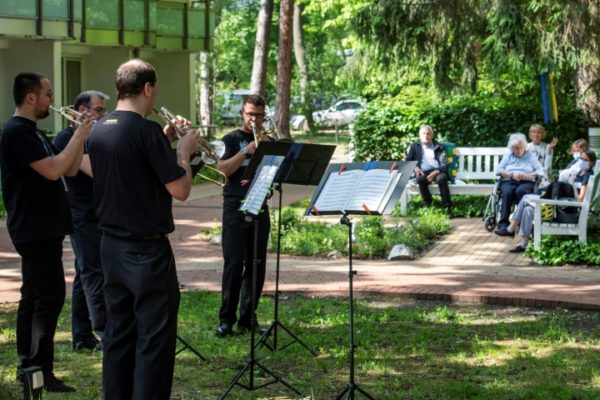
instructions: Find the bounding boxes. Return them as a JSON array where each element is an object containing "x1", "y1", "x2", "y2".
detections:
[
  {"x1": 239, "y1": 156, "x2": 284, "y2": 215},
  {"x1": 311, "y1": 168, "x2": 402, "y2": 215}
]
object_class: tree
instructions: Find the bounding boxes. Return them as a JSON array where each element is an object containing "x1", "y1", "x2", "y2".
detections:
[
  {"x1": 292, "y1": 2, "x2": 316, "y2": 134},
  {"x1": 249, "y1": 0, "x2": 274, "y2": 98},
  {"x1": 274, "y1": 0, "x2": 294, "y2": 139}
]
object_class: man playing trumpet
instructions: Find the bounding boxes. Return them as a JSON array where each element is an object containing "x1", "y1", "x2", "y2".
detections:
[
  {"x1": 54, "y1": 91, "x2": 109, "y2": 352},
  {"x1": 215, "y1": 94, "x2": 273, "y2": 337}
]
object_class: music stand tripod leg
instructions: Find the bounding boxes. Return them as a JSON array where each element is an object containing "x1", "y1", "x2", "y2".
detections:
[
  {"x1": 175, "y1": 335, "x2": 207, "y2": 362},
  {"x1": 221, "y1": 215, "x2": 301, "y2": 399},
  {"x1": 334, "y1": 214, "x2": 375, "y2": 400},
  {"x1": 256, "y1": 183, "x2": 317, "y2": 356}
]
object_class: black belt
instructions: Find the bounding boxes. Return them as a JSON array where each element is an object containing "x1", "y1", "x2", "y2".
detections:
[{"x1": 103, "y1": 232, "x2": 165, "y2": 241}]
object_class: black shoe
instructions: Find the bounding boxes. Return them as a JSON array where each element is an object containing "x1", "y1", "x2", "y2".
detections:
[
  {"x1": 215, "y1": 322, "x2": 233, "y2": 338},
  {"x1": 509, "y1": 245, "x2": 527, "y2": 253},
  {"x1": 43, "y1": 373, "x2": 75, "y2": 393},
  {"x1": 494, "y1": 228, "x2": 515, "y2": 237},
  {"x1": 73, "y1": 338, "x2": 100, "y2": 351}
]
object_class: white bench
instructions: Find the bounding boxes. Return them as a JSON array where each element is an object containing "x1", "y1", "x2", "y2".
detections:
[
  {"x1": 532, "y1": 165, "x2": 600, "y2": 250},
  {"x1": 399, "y1": 147, "x2": 506, "y2": 215}
]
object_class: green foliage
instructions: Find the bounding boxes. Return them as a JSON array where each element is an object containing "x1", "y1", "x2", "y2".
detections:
[
  {"x1": 394, "y1": 195, "x2": 489, "y2": 218},
  {"x1": 0, "y1": 196, "x2": 5, "y2": 218},
  {"x1": 352, "y1": 91, "x2": 594, "y2": 170},
  {"x1": 526, "y1": 236, "x2": 600, "y2": 266},
  {"x1": 265, "y1": 206, "x2": 451, "y2": 259}
]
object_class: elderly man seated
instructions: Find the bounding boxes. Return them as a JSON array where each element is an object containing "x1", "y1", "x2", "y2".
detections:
[
  {"x1": 494, "y1": 133, "x2": 544, "y2": 236},
  {"x1": 406, "y1": 124, "x2": 453, "y2": 217}
]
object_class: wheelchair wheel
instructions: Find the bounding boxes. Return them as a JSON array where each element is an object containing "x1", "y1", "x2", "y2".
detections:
[{"x1": 484, "y1": 216, "x2": 496, "y2": 232}]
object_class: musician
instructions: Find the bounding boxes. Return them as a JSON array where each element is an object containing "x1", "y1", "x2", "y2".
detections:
[
  {"x1": 87, "y1": 59, "x2": 199, "y2": 400},
  {"x1": 54, "y1": 90, "x2": 109, "y2": 351},
  {"x1": 216, "y1": 94, "x2": 273, "y2": 337},
  {"x1": 0, "y1": 72, "x2": 93, "y2": 393}
]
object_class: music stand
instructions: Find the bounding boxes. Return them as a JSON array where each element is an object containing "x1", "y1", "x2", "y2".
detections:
[
  {"x1": 175, "y1": 335, "x2": 207, "y2": 362},
  {"x1": 242, "y1": 141, "x2": 335, "y2": 355},
  {"x1": 306, "y1": 160, "x2": 415, "y2": 399},
  {"x1": 221, "y1": 155, "x2": 301, "y2": 399}
]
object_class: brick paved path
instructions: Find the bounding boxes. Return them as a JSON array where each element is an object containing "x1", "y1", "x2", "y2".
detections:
[{"x1": 2, "y1": 172, "x2": 600, "y2": 309}]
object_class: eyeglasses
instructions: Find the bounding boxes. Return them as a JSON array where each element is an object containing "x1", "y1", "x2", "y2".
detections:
[
  {"x1": 86, "y1": 106, "x2": 107, "y2": 114},
  {"x1": 242, "y1": 110, "x2": 265, "y2": 118}
]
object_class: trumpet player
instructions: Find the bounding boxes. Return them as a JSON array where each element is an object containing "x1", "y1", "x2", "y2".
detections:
[
  {"x1": 215, "y1": 94, "x2": 274, "y2": 338},
  {"x1": 0, "y1": 72, "x2": 94, "y2": 394},
  {"x1": 87, "y1": 59, "x2": 200, "y2": 400},
  {"x1": 53, "y1": 90, "x2": 109, "y2": 353}
]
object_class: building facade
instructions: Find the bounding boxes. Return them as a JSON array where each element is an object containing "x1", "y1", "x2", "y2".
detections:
[{"x1": 0, "y1": 0, "x2": 215, "y2": 133}]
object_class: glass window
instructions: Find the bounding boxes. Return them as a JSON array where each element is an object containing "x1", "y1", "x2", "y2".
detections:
[
  {"x1": 73, "y1": 0, "x2": 82, "y2": 20},
  {"x1": 156, "y1": 5, "x2": 183, "y2": 36},
  {"x1": 86, "y1": 0, "x2": 119, "y2": 29},
  {"x1": 0, "y1": 0, "x2": 37, "y2": 18},
  {"x1": 148, "y1": 0, "x2": 156, "y2": 31},
  {"x1": 44, "y1": 0, "x2": 69, "y2": 20},
  {"x1": 124, "y1": 0, "x2": 145, "y2": 30},
  {"x1": 188, "y1": 9, "x2": 205, "y2": 37}
]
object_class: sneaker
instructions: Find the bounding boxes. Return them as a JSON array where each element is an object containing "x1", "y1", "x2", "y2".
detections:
[
  {"x1": 494, "y1": 228, "x2": 515, "y2": 237},
  {"x1": 215, "y1": 322, "x2": 233, "y2": 338},
  {"x1": 43, "y1": 373, "x2": 75, "y2": 393},
  {"x1": 509, "y1": 245, "x2": 527, "y2": 253}
]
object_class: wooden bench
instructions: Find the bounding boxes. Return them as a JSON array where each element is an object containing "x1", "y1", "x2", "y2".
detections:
[
  {"x1": 399, "y1": 147, "x2": 506, "y2": 215},
  {"x1": 532, "y1": 165, "x2": 600, "y2": 250}
]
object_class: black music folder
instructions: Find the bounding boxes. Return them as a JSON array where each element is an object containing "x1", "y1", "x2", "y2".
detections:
[
  {"x1": 305, "y1": 161, "x2": 416, "y2": 216},
  {"x1": 242, "y1": 141, "x2": 336, "y2": 186}
]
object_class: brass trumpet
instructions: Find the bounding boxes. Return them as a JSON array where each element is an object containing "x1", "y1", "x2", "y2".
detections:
[
  {"x1": 154, "y1": 107, "x2": 228, "y2": 187},
  {"x1": 50, "y1": 105, "x2": 87, "y2": 126}
]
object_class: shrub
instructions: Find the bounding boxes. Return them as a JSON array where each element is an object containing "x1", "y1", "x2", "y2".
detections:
[
  {"x1": 352, "y1": 92, "x2": 594, "y2": 172},
  {"x1": 526, "y1": 236, "x2": 600, "y2": 266},
  {"x1": 393, "y1": 195, "x2": 488, "y2": 218}
]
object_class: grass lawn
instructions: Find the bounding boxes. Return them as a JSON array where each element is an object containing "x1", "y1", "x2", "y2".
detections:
[{"x1": 2, "y1": 292, "x2": 600, "y2": 399}]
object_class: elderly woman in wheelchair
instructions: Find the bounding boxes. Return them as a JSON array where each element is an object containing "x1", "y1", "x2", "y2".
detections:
[{"x1": 494, "y1": 133, "x2": 544, "y2": 237}]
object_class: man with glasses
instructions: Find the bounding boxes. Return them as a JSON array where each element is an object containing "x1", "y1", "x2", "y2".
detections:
[
  {"x1": 54, "y1": 90, "x2": 109, "y2": 353},
  {"x1": 0, "y1": 72, "x2": 93, "y2": 393},
  {"x1": 215, "y1": 94, "x2": 273, "y2": 337}
]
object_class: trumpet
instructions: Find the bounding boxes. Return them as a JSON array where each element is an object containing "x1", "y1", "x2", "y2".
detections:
[
  {"x1": 50, "y1": 105, "x2": 87, "y2": 126},
  {"x1": 249, "y1": 120, "x2": 270, "y2": 148},
  {"x1": 154, "y1": 107, "x2": 228, "y2": 187}
]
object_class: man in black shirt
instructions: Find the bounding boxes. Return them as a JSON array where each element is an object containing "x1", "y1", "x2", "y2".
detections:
[
  {"x1": 87, "y1": 59, "x2": 199, "y2": 400},
  {"x1": 216, "y1": 94, "x2": 273, "y2": 337},
  {"x1": 54, "y1": 90, "x2": 109, "y2": 351},
  {"x1": 0, "y1": 72, "x2": 94, "y2": 393}
]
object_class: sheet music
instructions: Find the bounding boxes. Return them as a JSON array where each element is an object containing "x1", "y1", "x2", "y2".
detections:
[
  {"x1": 345, "y1": 169, "x2": 399, "y2": 211},
  {"x1": 313, "y1": 170, "x2": 362, "y2": 212},
  {"x1": 240, "y1": 164, "x2": 279, "y2": 215}
]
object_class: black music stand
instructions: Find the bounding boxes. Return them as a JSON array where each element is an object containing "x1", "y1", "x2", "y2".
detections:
[
  {"x1": 175, "y1": 335, "x2": 207, "y2": 362},
  {"x1": 242, "y1": 141, "x2": 335, "y2": 355},
  {"x1": 221, "y1": 156, "x2": 300, "y2": 399},
  {"x1": 306, "y1": 160, "x2": 415, "y2": 400}
]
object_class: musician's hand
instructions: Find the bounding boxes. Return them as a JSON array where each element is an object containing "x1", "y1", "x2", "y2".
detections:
[
  {"x1": 163, "y1": 115, "x2": 191, "y2": 143},
  {"x1": 73, "y1": 117, "x2": 94, "y2": 140},
  {"x1": 177, "y1": 129, "x2": 200, "y2": 157},
  {"x1": 245, "y1": 141, "x2": 257, "y2": 155}
]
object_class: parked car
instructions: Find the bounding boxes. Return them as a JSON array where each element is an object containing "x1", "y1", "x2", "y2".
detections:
[
  {"x1": 216, "y1": 89, "x2": 250, "y2": 124},
  {"x1": 290, "y1": 99, "x2": 366, "y2": 130}
]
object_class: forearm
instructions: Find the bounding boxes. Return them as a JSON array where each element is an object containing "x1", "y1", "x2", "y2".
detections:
[
  {"x1": 165, "y1": 150, "x2": 193, "y2": 201},
  {"x1": 30, "y1": 135, "x2": 86, "y2": 180},
  {"x1": 218, "y1": 151, "x2": 246, "y2": 177}
]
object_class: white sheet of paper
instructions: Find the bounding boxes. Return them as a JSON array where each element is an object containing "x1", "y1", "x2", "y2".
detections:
[
  {"x1": 313, "y1": 170, "x2": 362, "y2": 212},
  {"x1": 345, "y1": 169, "x2": 399, "y2": 211},
  {"x1": 240, "y1": 164, "x2": 278, "y2": 215}
]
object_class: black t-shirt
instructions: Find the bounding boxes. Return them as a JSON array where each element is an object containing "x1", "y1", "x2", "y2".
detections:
[
  {"x1": 54, "y1": 126, "x2": 96, "y2": 222},
  {"x1": 87, "y1": 110, "x2": 186, "y2": 238},
  {"x1": 221, "y1": 128, "x2": 268, "y2": 200},
  {"x1": 0, "y1": 116, "x2": 72, "y2": 243}
]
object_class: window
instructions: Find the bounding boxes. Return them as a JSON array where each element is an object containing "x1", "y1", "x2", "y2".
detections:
[{"x1": 0, "y1": 0, "x2": 37, "y2": 18}]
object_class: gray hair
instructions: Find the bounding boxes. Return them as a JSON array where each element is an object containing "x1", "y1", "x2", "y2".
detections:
[
  {"x1": 74, "y1": 90, "x2": 110, "y2": 109},
  {"x1": 419, "y1": 124, "x2": 434, "y2": 136},
  {"x1": 507, "y1": 133, "x2": 527, "y2": 152}
]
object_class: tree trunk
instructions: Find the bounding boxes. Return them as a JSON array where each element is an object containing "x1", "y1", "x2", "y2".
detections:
[
  {"x1": 292, "y1": 2, "x2": 316, "y2": 134},
  {"x1": 576, "y1": 64, "x2": 600, "y2": 125},
  {"x1": 250, "y1": 0, "x2": 274, "y2": 98},
  {"x1": 198, "y1": 51, "x2": 214, "y2": 137},
  {"x1": 274, "y1": 0, "x2": 294, "y2": 139}
]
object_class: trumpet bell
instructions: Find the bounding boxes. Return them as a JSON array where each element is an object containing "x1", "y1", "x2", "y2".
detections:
[{"x1": 201, "y1": 140, "x2": 226, "y2": 165}]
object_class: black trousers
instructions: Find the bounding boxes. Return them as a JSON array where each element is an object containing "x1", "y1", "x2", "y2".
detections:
[
  {"x1": 101, "y1": 234, "x2": 180, "y2": 400},
  {"x1": 416, "y1": 170, "x2": 452, "y2": 207},
  {"x1": 14, "y1": 238, "x2": 66, "y2": 376},
  {"x1": 70, "y1": 218, "x2": 106, "y2": 342},
  {"x1": 499, "y1": 179, "x2": 535, "y2": 228},
  {"x1": 219, "y1": 201, "x2": 270, "y2": 328}
]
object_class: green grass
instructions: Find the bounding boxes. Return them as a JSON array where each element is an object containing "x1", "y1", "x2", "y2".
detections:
[{"x1": 3, "y1": 293, "x2": 600, "y2": 399}]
